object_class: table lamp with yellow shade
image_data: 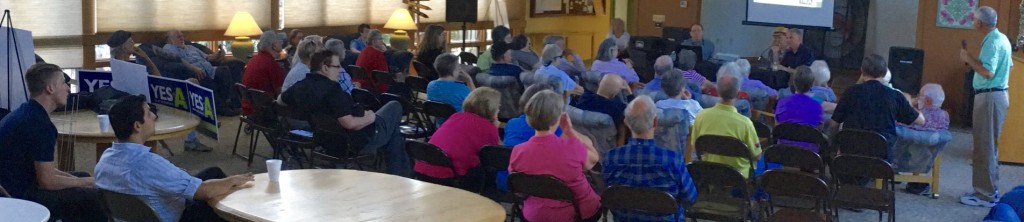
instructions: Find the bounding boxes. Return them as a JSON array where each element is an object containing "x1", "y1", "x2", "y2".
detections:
[
  {"x1": 385, "y1": 8, "x2": 418, "y2": 51},
  {"x1": 224, "y1": 11, "x2": 263, "y2": 61}
]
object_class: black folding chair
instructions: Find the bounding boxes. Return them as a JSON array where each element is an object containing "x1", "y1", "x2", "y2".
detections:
[
  {"x1": 346, "y1": 65, "x2": 369, "y2": 80},
  {"x1": 694, "y1": 135, "x2": 756, "y2": 180},
  {"x1": 422, "y1": 100, "x2": 457, "y2": 134},
  {"x1": 309, "y1": 114, "x2": 377, "y2": 170},
  {"x1": 351, "y1": 88, "x2": 382, "y2": 111},
  {"x1": 274, "y1": 103, "x2": 316, "y2": 169},
  {"x1": 478, "y1": 145, "x2": 513, "y2": 194},
  {"x1": 100, "y1": 189, "x2": 160, "y2": 222},
  {"x1": 405, "y1": 139, "x2": 461, "y2": 187},
  {"x1": 406, "y1": 75, "x2": 430, "y2": 101},
  {"x1": 241, "y1": 88, "x2": 281, "y2": 166},
  {"x1": 601, "y1": 186, "x2": 680, "y2": 222},
  {"x1": 231, "y1": 83, "x2": 252, "y2": 157},
  {"x1": 754, "y1": 120, "x2": 772, "y2": 140},
  {"x1": 413, "y1": 60, "x2": 439, "y2": 80},
  {"x1": 759, "y1": 169, "x2": 831, "y2": 222},
  {"x1": 773, "y1": 123, "x2": 831, "y2": 160},
  {"x1": 381, "y1": 93, "x2": 429, "y2": 139},
  {"x1": 763, "y1": 144, "x2": 825, "y2": 176},
  {"x1": 831, "y1": 155, "x2": 896, "y2": 222},
  {"x1": 460, "y1": 52, "x2": 478, "y2": 66},
  {"x1": 833, "y1": 129, "x2": 889, "y2": 160},
  {"x1": 507, "y1": 172, "x2": 583, "y2": 221},
  {"x1": 372, "y1": 70, "x2": 397, "y2": 87},
  {"x1": 0, "y1": 183, "x2": 10, "y2": 197},
  {"x1": 685, "y1": 161, "x2": 754, "y2": 222}
]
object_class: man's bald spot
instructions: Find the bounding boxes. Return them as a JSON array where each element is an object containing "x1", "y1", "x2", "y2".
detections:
[
  {"x1": 654, "y1": 55, "x2": 673, "y2": 74},
  {"x1": 597, "y1": 74, "x2": 625, "y2": 97}
]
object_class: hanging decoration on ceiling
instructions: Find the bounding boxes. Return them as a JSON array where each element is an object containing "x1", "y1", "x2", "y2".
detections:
[
  {"x1": 404, "y1": 0, "x2": 432, "y2": 23},
  {"x1": 936, "y1": 0, "x2": 977, "y2": 29}
]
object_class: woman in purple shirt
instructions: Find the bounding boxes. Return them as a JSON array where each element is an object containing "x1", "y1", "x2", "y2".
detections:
[{"x1": 775, "y1": 66, "x2": 823, "y2": 127}]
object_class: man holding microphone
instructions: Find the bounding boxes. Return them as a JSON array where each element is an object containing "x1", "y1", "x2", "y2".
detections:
[{"x1": 959, "y1": 6, "x2": 1012, "y2": 208}]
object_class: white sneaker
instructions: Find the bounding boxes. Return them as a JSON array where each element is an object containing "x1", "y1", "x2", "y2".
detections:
[{"x1": 960, "y1": 193, "x2": 998, "y2": 207}]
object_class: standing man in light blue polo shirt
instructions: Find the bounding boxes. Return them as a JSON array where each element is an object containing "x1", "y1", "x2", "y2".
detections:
[{"x1": 960, "y1": 6, "x2": 1012, "y2": 208}]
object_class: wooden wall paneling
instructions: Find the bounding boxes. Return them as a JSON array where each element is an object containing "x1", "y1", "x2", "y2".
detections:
[{"x1": 631, "y1": 0, "x2": 701, "y2": 37}]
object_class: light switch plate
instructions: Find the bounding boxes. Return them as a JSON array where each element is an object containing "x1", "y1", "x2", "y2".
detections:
[{"x1": 681, "y1": 0, "x2": 687, "y2": 8}]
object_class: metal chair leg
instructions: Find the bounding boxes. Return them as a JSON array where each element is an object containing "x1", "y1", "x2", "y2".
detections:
[
  {"x1": 247, "y1": 132, "x2": 259, "y2": 167},
  {"x1": 159, "y1": 140, "x2": 174, "y2": 156},
  {"x1": 232, "y1": 121, "x2": 244, "y2": 155}
]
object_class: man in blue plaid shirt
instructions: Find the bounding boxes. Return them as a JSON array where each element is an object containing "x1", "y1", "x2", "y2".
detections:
[{"x1": 602, "y1": 95, "x2": 698, "y2": 221}]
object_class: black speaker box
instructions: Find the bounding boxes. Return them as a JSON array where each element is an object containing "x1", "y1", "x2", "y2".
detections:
[
  {"x1": 446, "y1": 0, "x2": 478, "y2": 23},
  {"x1": 888, "y1": 46, "x2": 925, "y2": 94}
]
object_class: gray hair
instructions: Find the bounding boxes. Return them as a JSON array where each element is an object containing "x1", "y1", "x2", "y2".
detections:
[
  {"x1": 678, "y1": 49, "x2": 697, "y2": 70},
  {"x1": 976, "y1": 6, "x2": 998, "y2": 27},
  {"x1": 295, "y1": 36, "x2": 324, "y2": 65},
  {"x1": 624, "y1": 95, "x2": 658, "y2": 134},
  {"x1": 525, "y1": 90, "x2": 565, "y2": 131},
  {"x1": 541, "y1": 44, "x2": 563, "y2": 65},
  {"x1": 433, "y1": 53, "x2": 460, "y2": 78},
  {"x1": 661, "y1": 69, "x2": 686, "y2": 98},
  {"x1": 735, "y1": 59, "x2": 751, "y2": 78},
  {"x1": 325, "y1": 39, "x2": 347, "y2": 60},
  {"x1": 788, "y1": 28, "x2": 804, "y2": 37},
  {"x1": 810, "y1": 60, "x2": 830, "y2": 85},
  {"x1": 367, "y1": 29, "x2": 384, "y2": 44},
  {"x1": 543, "y1": 35, "x2": 565, "y2": 45},
  {"x1": 716, "y1": 62, "x2": 744, "y2": 100},
  {"x1": 920, "y1": 83, "x2": 945, "y2": 107},
  {"x1": 654, "y1": 55, "x2": 674, "y2": 74},
  {"x1": 257, "y1": 31, "x2": 285, "y2": 51},
  {"x1": 520, "y1": 83, "x2": 554, "y2": 109},
  {"x1": 596, "y1": 38, "x2": 618, "y2": 61}
]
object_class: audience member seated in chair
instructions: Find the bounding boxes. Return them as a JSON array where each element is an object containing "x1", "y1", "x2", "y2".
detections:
[
  {"x1": 592, "y1": 38, "x2": 641, "y2": 87},
  {"x1": 655, "y1": 69, "x2": 702, "y2": 154},
  {"x1": 736, "y1": 58, "x2": 778, "y2": 111},
  {"x1": 281, "y1": 50, "x2": 410, "y2": 177},
  {"x1": 427, "y1": 54, "x2": 475, "y2": 112},
  {"x1": 509, "y1": 90, "x2": 602, "y2": 222},
  {"x1": 488, "y1": 41, "x2": 524, "y2": 80},
  {"x1": 416, "y1": 25, "x2": 447, "y2": 76},
  {"x1": 510, "y1": 34, "x2": 542, "y2": 71},
  {"x1": 543, "y1": 35, "x2": 588, "y2": 77},
  {"x1": 532, "y1": 73, "x2": 617, "y2": 155},
  {"x1": 354, "y1": 29, "x2": 391, "y2": 93},
  {"x1": 576, "y1": 74, "x2": 633, "y2": 130},
  {"x1": 809, "y1": 60, "x2": 838, "y2": 102},
  {"x1": 281, "y1": 35, "x2": 324, "y2": 92},
  {"x1": 538, "y1": 44, "x2": 584, "y2": 96},
  {"x1": 894, "y1": 83, "x2": 952, "y2": 195},
  {"x1": 476, "y1": 26, "x2": 513, "y2": 73},
  {"x1": 107, "y1": 30, "x2": 161, "y2": 76},
  {"x1": 775, "y1": 66, "x2": 832, "y2": 152},
  {"x1": 95, "y1": 95, "x2": 255, "y2": 222},
  {"x1": 640, "y1": 55, "x2": 699, "y2": 102},
  {"x1": 242, "y1": 31, "x2": 287, "y2": 116},
  {"x1": 603, "y1": 95, "x2": 698, "y2": 221},
  {"x1": 0, "y1": 63, "x2": 106, "y2": 222},
  {"x1": 690, "y1": 62, "x2": 762, "y2": 178},
  {"x1": 504, "y1": 84, "x2": 563, "y2": 147},
  {"x1": 349, "y1": 24, "x2": 370, "y2": 53},
  {"x1": 414, "y1": 88, "x2": 501, "y2": 188},
  {"x1": 831, "y1": 54, "x2": 924, "y2": 158},
  {"x1": 325, "y1": 39, "x2": 356, "y2": 93},
  {"x1": 475, "y1": 52, "x2": 525, "y2": 121}
]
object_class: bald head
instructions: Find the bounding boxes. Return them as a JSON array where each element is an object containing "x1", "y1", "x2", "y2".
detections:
[
  {"x1": 624, "y1": 95, "x2": 658, "y2": 136},
  {"x1": 167, "y1": 30, "x2": 185, "y2": 46},
  {"x1": 716, "y1": 62, "x2": 743, "y2": 101},
  {"x1": 597, "y1": 74, "x2": 626, "y2": 98},
  {"x1": 654, "y1": 55, "x2": 674, "y2": 75}
]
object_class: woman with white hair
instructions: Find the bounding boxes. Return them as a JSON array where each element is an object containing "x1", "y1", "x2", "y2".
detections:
[
  {"x1": 591, "y1": 38, "x2": 641, "y2": 85},
  {"x1": 281, "y1": 35, "x2": 324, "y2": 91},
  {"x1": 241, "y1": 30, "x2": 286, "y2": 116},
  {"x1": 893, "y1": 83, "x2": 951, "y2": 195},
  {"x1": 809, "y1": 60, "x2": 837, "y2": 102}
]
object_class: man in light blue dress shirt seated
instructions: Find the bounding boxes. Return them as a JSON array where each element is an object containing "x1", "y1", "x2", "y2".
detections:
[
  {"x1": 680, "y1": 24, "x2": 716, "y2": 61},
  {"x1": 95, "y1": 95, "x2": 254, "y2": 222},
  {"x1": 539, "y1": 44, "x2": 584, "y2": 95}
]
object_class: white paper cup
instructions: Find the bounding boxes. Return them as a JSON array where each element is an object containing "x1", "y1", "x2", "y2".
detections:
[
  {"x1": 266, "y1": 159, "x2": 282, "y2": 182},
  {"x1": 97, "y1": 115, "x2": 111, "y2": 132}
]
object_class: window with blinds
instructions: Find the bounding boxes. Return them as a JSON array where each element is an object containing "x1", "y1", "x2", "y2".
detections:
[
  {"x1": 282, "y1": 0, "x2": 497, "y2": 27},
  {"x1": 96, "y1": 0, "x2": 272, "y2": 32},
  {"x1": 1, "y1": 0, "x2": 83, "y2": 68}
]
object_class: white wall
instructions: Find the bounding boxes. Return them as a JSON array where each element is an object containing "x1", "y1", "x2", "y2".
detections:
[
  {"x1": 865, "y1": 0, "x2": 918, "y2": 58},
  {"x1": 700, "y1": 0, "x2": 777, "y2": 57}
]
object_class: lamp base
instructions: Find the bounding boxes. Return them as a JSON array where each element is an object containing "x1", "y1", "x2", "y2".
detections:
[
  {"x1": 391, "y1": 30, "x2": 411, "y2": 51},
  {"x1": 230, "y1": 36, "x2": 255, "y2": 61}
]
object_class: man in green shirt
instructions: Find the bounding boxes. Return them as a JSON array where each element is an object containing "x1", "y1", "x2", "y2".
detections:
[
  {"x1": 689, "y1": 62, "x2": 761, "y2": 178},
  {"x1": 960, "y1": 6, "x2": 1012, "y2": 207}
]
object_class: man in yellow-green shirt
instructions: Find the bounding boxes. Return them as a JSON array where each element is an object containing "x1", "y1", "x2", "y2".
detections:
[{"x1": 690, "y1": 62, "x2": 761, "y2": 178}]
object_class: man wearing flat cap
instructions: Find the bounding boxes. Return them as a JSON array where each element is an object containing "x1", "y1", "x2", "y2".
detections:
[{"x1": 108, "y1": 30, "x2": 161, "y2": 76}]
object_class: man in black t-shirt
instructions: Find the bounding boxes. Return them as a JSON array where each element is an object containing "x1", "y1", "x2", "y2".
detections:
[
  {"x1": 0, "y1": 63, "x2": 106, "y2": 221},
  {"x1": 832, "y1": 54, "x2": 925, "y2": 159},
  {"x1": 282, "y1": 50, "x2": 409, "y2": 177},
  {"x1": 774, "y1": 28, "x2": 816, "y2": 75}
]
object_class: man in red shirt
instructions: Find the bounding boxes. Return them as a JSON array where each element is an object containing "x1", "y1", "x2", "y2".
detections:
[
  {"x1": 354, "y1": 29, "x2": 390, "y2": 93},
  {"x1": 241, "y1": 31, "x2": 286, "y2": 115}
]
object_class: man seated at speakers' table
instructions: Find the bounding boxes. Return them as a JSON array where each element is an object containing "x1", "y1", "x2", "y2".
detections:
[
  {"x1": 893, "y1": 83, "x2": 951, "y2": 194},
  {"x1": 680, "y1": 24, "x2": 715, "y2": 61},
  {"x1": 773, "y1": 28, "x2": 815, "y2": 75}
]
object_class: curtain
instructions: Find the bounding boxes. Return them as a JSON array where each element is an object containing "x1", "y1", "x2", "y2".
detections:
[
  {"x1": 96, "y1": 0, "x2": 273, "y2": 32},
  {"x1": 282, "y1": 0, "x2": 498, "y2": 28}
]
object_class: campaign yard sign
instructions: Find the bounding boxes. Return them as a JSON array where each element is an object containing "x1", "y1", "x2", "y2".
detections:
[
  {"x1": 186, "y1": 81, "x2": 218, "y2": 140},
  {"x1": 77, "y1": 70, "x2": 112, "y2": 93},
  {"x1": 147, "y1": 76, "x2": 190, "y2": 111}
]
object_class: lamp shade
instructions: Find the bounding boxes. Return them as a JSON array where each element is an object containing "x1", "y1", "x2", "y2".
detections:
[
  {"x1": 225, "y1": 11, "x2": 263, "y2": 37},
  {"x1": 384, "y1": 8, "x2": 418, "y2": 31}
]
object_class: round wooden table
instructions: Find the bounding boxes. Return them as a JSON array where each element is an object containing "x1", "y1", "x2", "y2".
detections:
[
  {"x1": 211, "y1": 169, "x2": 507, "y2": 222},
  {"x1": 49, "y1": 105, "x2": 198, "y2": 171},
  {"x1": 0, "y1": 197, "x2": 50, "y2": 222}
]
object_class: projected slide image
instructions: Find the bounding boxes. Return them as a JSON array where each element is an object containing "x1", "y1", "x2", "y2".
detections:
[{"x1": 753, "y1": 0, "x2": 823, "y2": 8}]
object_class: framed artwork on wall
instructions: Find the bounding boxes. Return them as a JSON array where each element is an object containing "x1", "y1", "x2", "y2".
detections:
[
  {"x1": 531, "y1": 0, "x2": 601, "y2": 17},
  {"x1": 936, "y1": 0, "x2": 977, "y2": 29}
]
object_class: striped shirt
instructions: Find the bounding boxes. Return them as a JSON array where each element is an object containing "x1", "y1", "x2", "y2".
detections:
[{"x1": 602, "y1": 138, "x2": 698, "y2": 221}]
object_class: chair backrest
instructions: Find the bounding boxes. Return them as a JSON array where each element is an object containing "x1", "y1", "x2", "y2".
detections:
[
  {"x1": 601, "y1": 186, "x2": 679, "y2": 216},
  {"x1": 655, "y1": 108, "x2": 691, "y2": 154},
  {"x1": 772, "y1": 123, "x2": 830, "y2": 154},
  {"x1": 406, "y1": 75, "x2": 430, "y2": 95},
  {"x1": 405, "y1": 139, "x2": 455, "y2": 168},
  {"x1": 381, "y1": 93, "x2": 411, "y2": 114},
  {"x1": 423, "y1": 100, "x2": 456, "y2": 119},
  {"x1": 234, "y1": 83, "x2": 251, "y2": 104},
  {"x1": 759, "y1": 169, "x2": 830, "y2": 212},
  {"x1": 100, "y1": 189, "x2": 161, "y2": 222},
  {"x1": 507, "y1": 172, "x2": 581, "y2": 220},
  {"x1": 830, "y1": 154, "x2": 895, "y2": 182},
  {"x1": 479, "y1": 145, "x2": 512, "y2": 171},
  {"x1": 694, "y1": 135, "x2": 753, "y2": 161},
  {"x1": 309, "y1": 113, "x2": 364, "y2": 157},
  {"x1": 763, "y1": 144, "x2": 825, "y2": 175},
  {"x1": 687, "y1": 161, "x2": 751, "y2": 198},
  {"x1": 754, "y1": 120, "x2": 772, "y2": 139},
  {"x1": 459, "y1": 52, "x2": 478, "y2": 66},
  {"x1": 412, "y1": 60, "x2": 439, "y2": 80},
  {"x1": 351, "y1": 88, "x2": 382, "y2": 111},
  {"x1": 372, "y1": 70, "x2": 396, "y2": 86},
  {"x1": 833, "y1": 129, "x2": 888, "y2": 159},
  {"x1": 346, "y1": 65, "x2": 368, "y2": 79},
  {"x1": 246, "y1": 88, "x2": 279, "y2": 125}
]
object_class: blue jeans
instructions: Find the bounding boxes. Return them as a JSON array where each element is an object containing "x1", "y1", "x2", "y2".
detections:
[{"x1": 363, "y1": 101, "x2": 411, "y2": 177}]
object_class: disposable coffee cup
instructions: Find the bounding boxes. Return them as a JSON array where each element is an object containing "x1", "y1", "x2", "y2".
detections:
[
  {"x1": 97, "y1": 115, "x2": 111, "y2": 133},
  {"x1": 266, "y1": 159, "x2": 282, "y2": 182}
]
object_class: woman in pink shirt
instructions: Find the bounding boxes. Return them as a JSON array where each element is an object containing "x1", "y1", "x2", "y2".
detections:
[
  {"x1": 414, "y1": 87, "x2": 501, "y2": 185},
  {"x1": 509, "y1": 90, "x2": 602, "y2": 222}
]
